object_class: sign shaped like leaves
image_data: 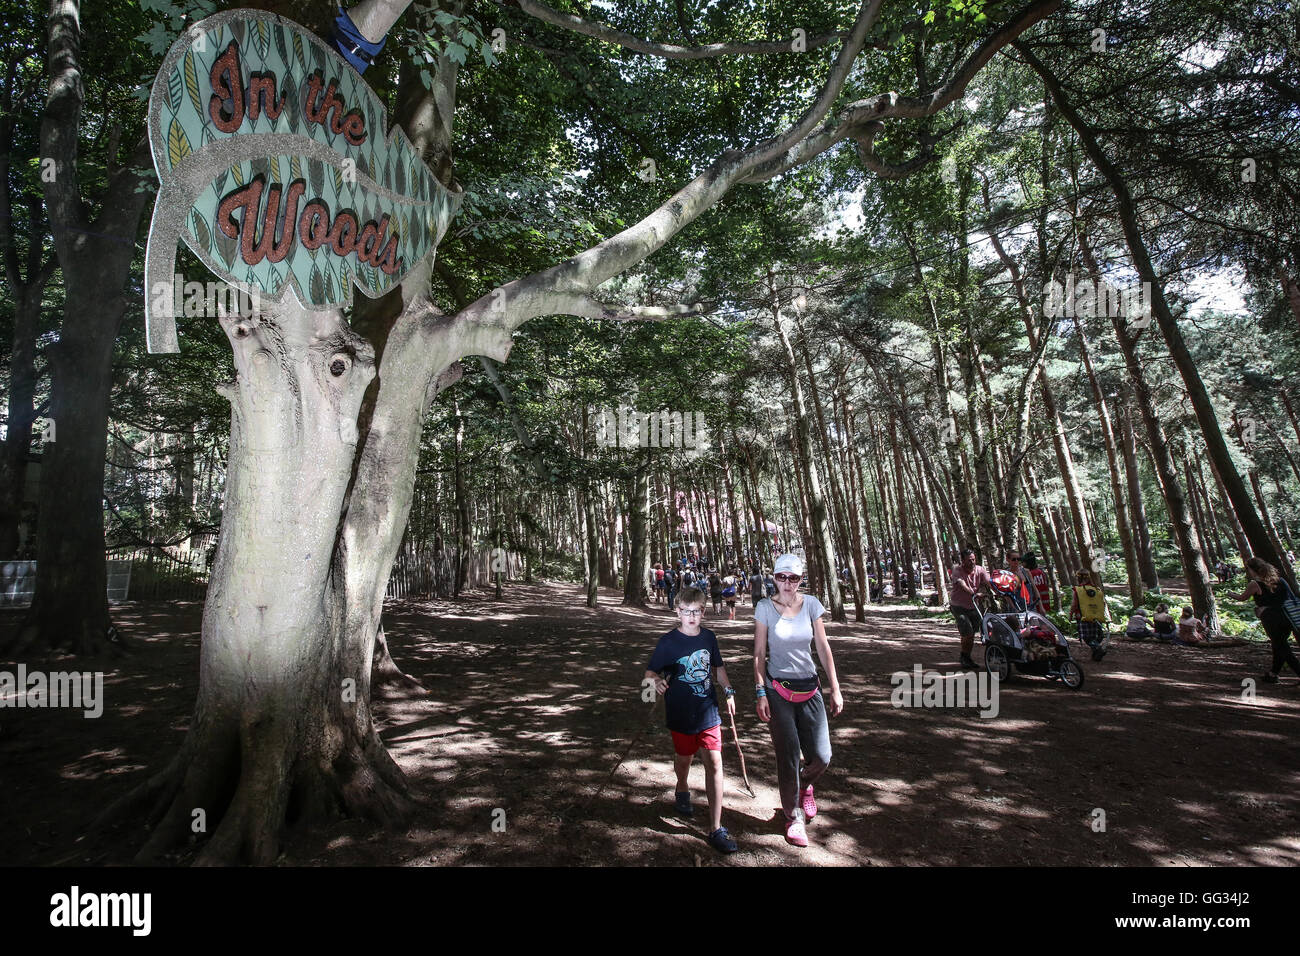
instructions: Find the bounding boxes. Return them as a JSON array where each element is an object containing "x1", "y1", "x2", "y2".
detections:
[{"x1": 145, "y1": 9, "x2": 461, "y2": 353}]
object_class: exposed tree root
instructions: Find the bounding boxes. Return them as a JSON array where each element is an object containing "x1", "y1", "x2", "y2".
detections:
[
  {"x1": 371, "y1": 623, "x2": 427, "y2": 695},
  {"x1": 124, "y1": 698, "x2": 416, "y2": 865}
]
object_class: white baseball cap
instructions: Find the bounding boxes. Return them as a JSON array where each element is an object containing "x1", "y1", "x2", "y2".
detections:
[{"x1": 773, "y1": 553, "x2": 805, "y2": 576}]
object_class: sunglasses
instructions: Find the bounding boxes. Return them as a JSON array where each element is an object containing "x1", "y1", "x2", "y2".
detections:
[{"x1": 774, "y1": 573, "x2": 802, "y2": 583}]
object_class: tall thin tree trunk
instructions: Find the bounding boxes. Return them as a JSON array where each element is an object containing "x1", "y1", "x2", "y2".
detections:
[
  {"x1": 1117, "y1": 394, "x2": 1159, "y2": 590},
  {"x1": 1074, "y1": 247, "x2": 1140, "y2": 602}
]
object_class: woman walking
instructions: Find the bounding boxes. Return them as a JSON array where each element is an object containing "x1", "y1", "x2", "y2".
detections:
[
  {"x1": 1227, "y1": 558, "x2": 1300, "y2": 684},
  {"x1": 753, "y1": 553, "x2": 844, "y2": 847}
]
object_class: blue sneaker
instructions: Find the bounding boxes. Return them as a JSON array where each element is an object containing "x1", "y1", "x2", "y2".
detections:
[
  {"x1": 708, "y1": 827, "x2": 738, "y2": 853},
  {"x1": 674, "y1": 791, "x2": 694, "y2": 818}
]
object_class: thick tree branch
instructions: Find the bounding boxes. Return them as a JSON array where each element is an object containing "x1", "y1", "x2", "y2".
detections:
[
  {"x1": 512, "y1": 0, "x2": 842, "y2": 58},
  {"x1": 40, "y1": 0, "x2": 88, "y2": 247},
  {"x1": 743, "y1": 0, "x2": 1059, "y2": 183},
  {"x1": 450, "y1": 0, "x2": 885, "y2": 343},
  {"x1": 546, "y1": 294, "x2": 707, "y2": 322}
]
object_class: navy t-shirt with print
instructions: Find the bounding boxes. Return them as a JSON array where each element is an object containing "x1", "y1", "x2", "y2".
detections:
[{"x1": 647, "y1": 627, "x2": 724, "y2": 734}]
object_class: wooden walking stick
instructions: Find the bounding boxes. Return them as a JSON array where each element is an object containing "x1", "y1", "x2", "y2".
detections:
[{"x1": 727, "y1": 710, "x2": 757, "y2": 798}]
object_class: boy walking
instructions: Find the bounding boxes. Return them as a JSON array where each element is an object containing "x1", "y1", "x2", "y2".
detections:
[{"x1": 644, "y1": 587, "x2": 738, "y2": 853}]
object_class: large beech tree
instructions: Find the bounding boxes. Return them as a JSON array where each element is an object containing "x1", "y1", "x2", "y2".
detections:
[{"x1": 92, "y1": 0, "x2": 1060, "y2": 863}]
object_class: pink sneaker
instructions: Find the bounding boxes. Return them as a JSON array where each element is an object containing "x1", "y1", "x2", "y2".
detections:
[
  {"x1": 785, "y1": 812, "x2": 809, "y2": 847},
  {"x1": 800, "y1": 785, "x2": 817, "y2": 820}
]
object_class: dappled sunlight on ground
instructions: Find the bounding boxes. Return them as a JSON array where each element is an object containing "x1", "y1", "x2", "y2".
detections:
[{"x1": 2, "y1": 581, "x2": 1297, "y2": 866}]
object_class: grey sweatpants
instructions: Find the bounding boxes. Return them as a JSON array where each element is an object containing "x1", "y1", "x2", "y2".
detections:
[{"x1": 767, "y1": 687, "x2": 832, "y2": 816}]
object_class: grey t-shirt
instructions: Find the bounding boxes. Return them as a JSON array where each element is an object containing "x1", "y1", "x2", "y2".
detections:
[{"x1": 755, "y1": 595, "x2": 825, "y2": 679}]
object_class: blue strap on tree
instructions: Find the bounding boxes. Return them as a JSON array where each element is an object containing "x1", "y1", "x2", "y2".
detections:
[{"x1": 332, "y1": 6, "x2": 387, "y2": 73}]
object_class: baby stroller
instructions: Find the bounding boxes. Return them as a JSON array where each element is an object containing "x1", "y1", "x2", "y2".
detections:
[{"x1": 977, "y1": 573, "x2": 1084, "y2": 689}]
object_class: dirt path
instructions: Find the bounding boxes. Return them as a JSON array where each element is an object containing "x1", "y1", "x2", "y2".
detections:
[{"x1": 2, "y1": 582, "x2": 1297, "y2": 866}]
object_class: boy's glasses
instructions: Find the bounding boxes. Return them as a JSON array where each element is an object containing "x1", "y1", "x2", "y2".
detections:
[
  {"x1": 774, "y1": 573, "x2": 801, "y2": 583},
  {"x1": 678, "y1": 608, "x2": 703, "y2": 616}
]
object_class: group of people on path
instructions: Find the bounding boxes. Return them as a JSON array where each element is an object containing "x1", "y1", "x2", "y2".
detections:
[
  {"x1": 644, "y1": 553, "x2": 842, "y2": 854},
  {"x1": 652, "y1": 561, "x2": 777, "y2": 621},
  {"x1": 639, "y1": 544, "x2": 1300, "y2": 857}
]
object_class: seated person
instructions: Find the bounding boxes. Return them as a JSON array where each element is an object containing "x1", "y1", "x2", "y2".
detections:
[
  {"x1": 1176, "y1": 607, "x2": 1209, "y2": 645},
  {"x1": 1152, "y1": 603, "x2": 1176, "y2": 641},
  {"x1": 1175, "y1": 606, "x2": 1248, "y2": 647},
  {"x1": 1125, "y1": 608, "x2": 1154, "y2": 640}
]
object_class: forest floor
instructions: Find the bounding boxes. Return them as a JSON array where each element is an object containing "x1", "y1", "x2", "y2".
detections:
[{"x1": 2, "y1": 581, "x2": 1298, "y2": 867}]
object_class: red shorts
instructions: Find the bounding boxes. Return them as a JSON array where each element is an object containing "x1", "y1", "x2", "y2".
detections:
[{"x1": 670, "y1": 724, "x2": 722, "y2": 756}]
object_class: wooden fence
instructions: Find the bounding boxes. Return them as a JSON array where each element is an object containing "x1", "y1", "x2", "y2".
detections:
[{"x1": 386, "y1": 545, "x2": 524, "y2": 599}]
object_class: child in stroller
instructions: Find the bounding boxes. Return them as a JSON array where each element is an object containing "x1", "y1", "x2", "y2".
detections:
[{"x1": 977, "y1": 572, "x2": 1084, "y2": 688}]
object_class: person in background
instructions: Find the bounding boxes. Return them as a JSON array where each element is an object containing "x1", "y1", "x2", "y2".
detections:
[
  {"x1": 1006, "y1": 550, "x2": 1042, "y2": 613},
  {"x1": 949, "y1": 546, "x2": 992, "y2": 670},
  {"x1": 1021, "y1": 551, "x2": 1052, "y2": 611},
  {"x1": 1176, "y1": 606, "x2": 1211, "y2": 645},
  {"x1": 1069, "y1": 568, "x2": 1110, "y2": 661},
  {"x1": 1152, "y1": 603, "x2": 1176, "y2": 641},
  {"x1": 1124, "y1": 607, "x2": 1154, "y2": 640},
  {"x1": 708, "y1": 571, "x2": 723, "y2": 614},
  {"x1": 1227, "y1": 557, "x2": 1300, "y2": 684},
  {"x1": 722, "y1": 569, "x2": 739, "y2": 621}
]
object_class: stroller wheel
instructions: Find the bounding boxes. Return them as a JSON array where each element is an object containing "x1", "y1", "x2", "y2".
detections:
[
  {"x1": 985, "y1": 644, "x2": 1011, "y2": 681},
  {"x1": 1059, "y1": 659, "x2": 1085, "y2": 689}
]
